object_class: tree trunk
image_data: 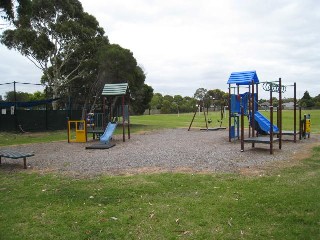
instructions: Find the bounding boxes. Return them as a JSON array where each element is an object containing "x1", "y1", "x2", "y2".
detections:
[{"x1": 52, "y1": 85, "x2": 59, "y2": 110}]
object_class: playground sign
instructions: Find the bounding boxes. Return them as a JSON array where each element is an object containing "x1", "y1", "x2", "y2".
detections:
[{"x1": 262, "y1": 82, "x2": 286, "y2": 93}]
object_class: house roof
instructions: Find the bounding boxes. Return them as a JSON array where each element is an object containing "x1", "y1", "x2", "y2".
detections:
[
  {"x1": 101, "y1": 83, "x2": 129, "y2": 96},
  {"x1": 227, "y1": 71, "x2": 259, "y2": 85}
]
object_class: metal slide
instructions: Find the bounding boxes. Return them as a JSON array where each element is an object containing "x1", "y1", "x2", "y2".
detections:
[
  {"x1": 254, "y1": 111, "x2": 279, "y2": 134},
  {"x1": 100, "y1": 122, "x2": 117, "y2": 143}
]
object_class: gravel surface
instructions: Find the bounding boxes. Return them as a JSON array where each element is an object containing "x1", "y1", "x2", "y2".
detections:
[{"x1": 1, "y1": 129, "x2": 319, "y2": 177}]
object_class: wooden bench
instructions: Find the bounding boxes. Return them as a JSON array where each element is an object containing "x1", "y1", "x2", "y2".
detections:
[{"x1": 0, "y1": 150, "x2": 35, "y2": 169}]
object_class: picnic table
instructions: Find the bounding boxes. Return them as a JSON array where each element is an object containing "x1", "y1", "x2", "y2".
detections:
[{"x1": 0, "y1": 150, "x2": 34, "y2": 169}]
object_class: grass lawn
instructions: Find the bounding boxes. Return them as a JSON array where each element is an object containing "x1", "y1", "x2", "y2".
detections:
[
  {"x1": 0, "y1": 110, "x2": 319, "y2": 239},
  {"x1": 1, "y1": 109, "x2": 319, "y2": 146},
  {"x1": 1, "y1": 147, "x2": 320, "y2": 239}
]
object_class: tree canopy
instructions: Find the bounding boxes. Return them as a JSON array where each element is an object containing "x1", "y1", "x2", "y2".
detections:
[
  {"x1": 1, "y1": 0, "x2": 106, "y2": 109},
  {"x1": 299, "y1": 91, "x2": 315, "y2": 108},
  {"x1": 1, "y1": 0, "x2": 153, "y2": 115}
]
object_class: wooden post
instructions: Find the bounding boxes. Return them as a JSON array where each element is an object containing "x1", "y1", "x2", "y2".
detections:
[
  {"x1": 23, "y1": 157, "x2": 27, "y2": 169},
  {"x1": 304, "y1": 114, "x2": 307, "y2": 139},
  {"x1": 299, "y1": 106, "x2": 302, "y2": 140},
  {"x1": 241, "y1": 106, "x2": 244, "y2": 152},
  {"x1": 293, "y1": 82, "x2": 297, "y2": 142},
  {"x1": 122, "y1": 95, "x2": 125, "y2": 142},
  {"x1": 270, "y1": 106, "x2": 273, "y2": 154},
  {"x1": 188, "y1": 107, "x2": 198, "y2": 131},
  {"x1": 128, "y1": 103, "x2": 130, "y2": 139},
  {"x1": 279, "y1": 78, "x2": 282, "y2": 149},
  {"x1": 251, "y1": 80, "x2": 255, "y2": 148},
  {"x1": 204, "y1": 109, "x2": 208, "y2": 130}
]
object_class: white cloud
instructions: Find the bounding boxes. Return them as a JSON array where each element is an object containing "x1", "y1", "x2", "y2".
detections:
[{"x1": 0, "y1": 0, "x2": 320, "y2": 100}]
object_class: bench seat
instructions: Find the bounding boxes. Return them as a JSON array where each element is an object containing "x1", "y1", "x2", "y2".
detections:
[{"x1": 0, "y1": 150, "x2": 34, "y2": 169}]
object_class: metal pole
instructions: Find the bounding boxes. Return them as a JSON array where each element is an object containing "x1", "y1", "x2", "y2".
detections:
[
  {"x1": 13, "y1": 81, "x2": 18, "y2": 132},
  {"x1": 248, "y1": 84, "x2": 251, "y2": 138},
  {"x1": 122, "y1": 95, "x2": 125, "y2": 142},
  {"x1": 45, "y1": 87, "x2": 48, "y2": 130},
  {"x1": 279, "y1": 78, "x2": 282, "y2": 149},
  {"x1": 294, "y1": 82, "x2": 297, "y2": 142},
  {"x1": 270, "y1": 106, "x2": 273, "y2": 154},
  {"x1": 228, "y1": 84, "x2": 231, "y2": 142}
]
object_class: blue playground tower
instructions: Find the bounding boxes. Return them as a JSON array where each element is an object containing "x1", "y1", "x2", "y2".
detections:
[
  {"x1": 227, "y1": 71, "x2": 259, "y2": 141},
  {"x1": 227, "y1": 71, "x2": 282, "y2": 154}
]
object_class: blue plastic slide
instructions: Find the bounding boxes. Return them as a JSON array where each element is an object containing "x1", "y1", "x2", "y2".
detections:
[
  {"x1": 254, "y1": 111, "x2": 279, "y2": 134},
  {"x1": 100, "y1": 122, "x2": 117, "y2": 143}
]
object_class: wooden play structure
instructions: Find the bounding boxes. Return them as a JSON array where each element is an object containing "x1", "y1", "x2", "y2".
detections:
[
  {"x1": 101, "y1": 83, "x2": 130, "y2": 142},
  {"x1": 227, "y1": 71, "x2": 311, "y2": 154},
  {"x1": 227, "y1": 71, "x2": 282, "y2": 154},
  {"x1": 68, "y1": 83, "x2": 131, "y2": 146}
]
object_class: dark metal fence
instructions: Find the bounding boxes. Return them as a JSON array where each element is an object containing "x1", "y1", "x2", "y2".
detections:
[{"x1": 0, "y1": 109, "x2": 82, "y2": 132}]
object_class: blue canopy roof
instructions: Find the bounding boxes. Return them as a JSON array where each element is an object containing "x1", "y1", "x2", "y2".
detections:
[{"x1": 227, "y1": 71, "x2": 259, "y2": 85}]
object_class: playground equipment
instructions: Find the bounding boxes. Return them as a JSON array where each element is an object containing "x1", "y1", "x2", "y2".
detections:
[
  {"x1": 273, "y1": 82, "x2": 299, "y2": 141},
  {"x1": 68, "y1": 83, "x2": 130, "y2": 147},
  {"x1": 100, "y1": 122, "x2": 118, "y2": 143},
  {"x1": 68, "y1": 120, "x2": 87, "y2": 143},
  {"x1": 85, "y1": 121, "x2": 117, "y2": 149},
  {"x1": 86, "y1": 112, "x2": 105, "y2": 139},
  {"x1": 227, "y1": 71, "x2": 281, "y2": 154},
  {"x1": 188, "y1": 102, "x2": 226, "y2": 131},
  {"x1": 101, "y1": 83, "x2": 130, "y2": 142},
  {"x1": 300, "y1": 113, "x2": 311, "y2": 139}
]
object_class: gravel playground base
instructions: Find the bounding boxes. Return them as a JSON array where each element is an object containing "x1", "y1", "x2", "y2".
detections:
[{"x1": 1, "y1": 128, "x2": 319, "y2": 177}]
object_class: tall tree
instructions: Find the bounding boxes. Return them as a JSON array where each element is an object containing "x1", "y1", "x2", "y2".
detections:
[
  {"x1": 208, "y1": 89, "x2": 226, "y2": 111},
  {"x1": 0, "y1": 0, "x2": 15, "y2": 20},
  {"x1": 131, "y1": 84, "x2": 154, "y2": 114},
  {"x1": 93, "y1": 44, "x2": 152, "y2": 115},
  {"x1": 194, "y1": 88, "x2": 208, "y2": 112},
  {"x1": 150, "y1": 93, "x2": 163, "y2": 110},
  {"x1": 1, "y1": 0, "x2": 106, "y2": 109},
  {"x1": 299, "y1": 91, "x2": 315, "y2": 108},
  {"x1": 5, "y1": 90, "x2": 30, "y2": 102}
]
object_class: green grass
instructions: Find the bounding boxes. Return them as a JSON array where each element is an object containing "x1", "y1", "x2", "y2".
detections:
[
  {"x1": 1, "y1": 147, "x2": 320, "y2": 239},
  {"x1": 0, "y1": 130, "x2": 67, "y2": 146},
  {"x1": 0, "y1": 110, "x2": 319, "y2": 146},
  {"x1": 0, "y1": 110, "x2": 319, "y2": 238}
]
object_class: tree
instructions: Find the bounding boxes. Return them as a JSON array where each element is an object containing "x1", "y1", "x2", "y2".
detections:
[
  {"x1": 95, "y1": 44, "x2": 152, "y2": 115},
  {"x1": 193, "y1": 88, "x2": 207, "y2": 112},
  {"x1": 29, "y1": 90, "x2": 46, "y2": 101},
  {"x1": 313, "y1": 94, "x2": 320, "y2": 108},
  {"x1": 5, "y1": 91, "x2": 30, "y2": 102},
  {"x1": 150, "y1": 93, "x2": 163, "y2": 110},
  {"x1": 194, "y1": 88, "x2": 207, "y2": 101},
  {"x1": 160, "y1": 100, "x2": 172, "y2": 114},
  {"x1": 163, "y1": 95, "x2": 174, "y2": 102},
  {"x1": 1, "y1": 0, "x2": 106, "y2": 109},
  {"x1": 207, "y1": 89, "x2": 226, "y2": 111},
  {"x1": 180, "y1": 96, "x2": 197, "y2": 113},
  {"x1": 299, "y1": 91, "x2": 315, "y2": 108},
  {"x1": 0, "y1": 0, "x2": 15, "y2": 20},
  {"x1": 131, "y1": 84, "x2": 154, "y2": 115}
]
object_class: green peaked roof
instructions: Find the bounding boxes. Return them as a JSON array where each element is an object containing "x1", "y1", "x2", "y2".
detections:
[{"x1": 102, "y1": 83, "x2": 128, "y2": 96}]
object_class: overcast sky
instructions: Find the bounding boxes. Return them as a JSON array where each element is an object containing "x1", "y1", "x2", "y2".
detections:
[{"x1": 1, "y1": 0, "x2": 319, "y2": 100}]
